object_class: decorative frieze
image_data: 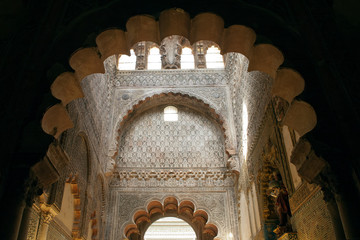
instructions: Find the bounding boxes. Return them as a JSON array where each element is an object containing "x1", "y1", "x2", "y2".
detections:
[
  {"x1": 113, "y1": 69, "x2": 227, "y2": 87},
  {"x1": 110, "y1": 169, "x2": 235, "y2": 188}
]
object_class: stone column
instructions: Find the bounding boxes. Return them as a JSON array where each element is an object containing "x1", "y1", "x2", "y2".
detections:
[
  {"x1": 18, "y1": 175, "x2": 41, "y2": 240},
  {"x1": 193, "y1": 41, "x2": 207, "y2": 69},
  {"x1": 133, "y1": 42, "x2": 148, "y2": 70},
  {"x1": 37, "y1": 210, "x2": 55, "y2": 240}
]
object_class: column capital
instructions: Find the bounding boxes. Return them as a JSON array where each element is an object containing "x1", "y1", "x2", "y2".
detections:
[{"x1": 39, "y1": 203, "x2": 58, "y2": 224}]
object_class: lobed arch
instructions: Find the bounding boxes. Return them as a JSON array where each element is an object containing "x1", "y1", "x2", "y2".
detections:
[
  {"x1": 123, "y1": 196, "x2": 220, "y2": 240},
  {"x1": 41, "y1": 8, "x2": 317, "y2": 170}
]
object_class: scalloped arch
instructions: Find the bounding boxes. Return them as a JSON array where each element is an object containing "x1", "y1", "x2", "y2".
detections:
[
  {"x1": 123, "y1": 197, "x2": 219, "y2": 240},
  {"x1": 41, "y1": 7, "x2": 317, "y2": 154}
]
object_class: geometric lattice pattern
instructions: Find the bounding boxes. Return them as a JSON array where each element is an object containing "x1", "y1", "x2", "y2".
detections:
[{"x1": 117, "y1": 105, "x2": 226, "y2": 169}]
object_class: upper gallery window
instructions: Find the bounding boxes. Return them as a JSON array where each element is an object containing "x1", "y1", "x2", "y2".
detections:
[
  {"x1": 164, "y1": 106, "x2": 178, "y2": 122},
  {"x1": 147, "y1": 47, "x2": 162, "y2": 70},
  {"x1": 180, "y1": 47, "x2": 195, "y2": 69},
  {"x1": 205, "y1": 46, "x2": 224, "y2": 69},
  {"x1": 116, "y1": 41, "x2": 225, "y2": 71},
  {"x1": 117, "y1": 49, "x2": 136, "y2": 70}
]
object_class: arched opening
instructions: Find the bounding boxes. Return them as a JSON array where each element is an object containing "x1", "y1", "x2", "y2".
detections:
[
  {"x1": 147, "y1": 47, "x2": 162, "y2": 70},
  {"x1": 118, "y1": 49, "x2": 136, "y2": 70},
  {"x1": 163, "y1": 106, "x2": 178, "y2": 122},
  {"x1": 181, "y1": 47, "x2": 195, "y2": 69},
  {"x1": 205, "y1": 46, "x2": 224, "y2": 69},
  {"x1": 144, "y1": 217, "x2": 196, "y2": 240},
  {"x1": 124, "y1": 198, "x2": 220, "y2": 240}
]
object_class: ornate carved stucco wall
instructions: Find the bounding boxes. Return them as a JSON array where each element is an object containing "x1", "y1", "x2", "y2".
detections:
[
  {"x1": 117, "y1": 106, "x2": 225, "y2": 169},
  {"x1": 107, "y1": 105, "x2": 237, "y2": 240},
  {"x1": 43, "y1": 51, "x2": 277, "y2": 240},
  {"x1": 107, "y1": 190, "x2": 238, "y2": 240}
]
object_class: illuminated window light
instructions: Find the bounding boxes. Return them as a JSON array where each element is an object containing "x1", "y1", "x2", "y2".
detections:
[
  {"x1": 164, "y1": 106, "x2": 178, "y2": 122},
  {"x1": 148, "y1": 47, "x2": 162, "y2": 70},
  {"x1": 181, "y1": 47, "x2": 195, "y2": 69},
  {"x1": 117, "y1": 49, "x2": 136, "y2": 70},
  {"x1": 206, "y1": 46, "x2": 224, "y2": 69}
]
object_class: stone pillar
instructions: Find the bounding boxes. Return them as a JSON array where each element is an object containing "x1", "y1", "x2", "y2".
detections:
[
  {"x1": 133, "y1": 42, "x2": 148, "y2": 70},
  {"x1": 38, "y1": 210, "x2": 56, "y2": 240},
  {"x1": 193, "y1": 41, "x2": 207, "y2": 69},
  {"x1": 18, "y1": 174, "x2": 42, "y2": 240}
]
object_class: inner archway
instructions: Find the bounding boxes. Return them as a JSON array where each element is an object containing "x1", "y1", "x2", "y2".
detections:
[{"x1": 144, "y1": 217, "x2": 196, "y2": 240}]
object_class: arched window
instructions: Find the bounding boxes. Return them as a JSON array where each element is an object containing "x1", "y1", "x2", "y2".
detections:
[
  {"x1": 181, "y1": 47, "x2": 195, "y2": 69},
  {"x1": 144, "y1": 217, "x2": 196, "y2": 240},
  {"x1": 164, "y1": 106, "x2": 178, "y2": 122},
  {"x1": 148, "y1": 47, "x2": 162, "y2": 70},
  {"x1": 206, "y1": 46, "x2": 224, "y2": 69},
  {"x1": 117, "y1": 49, "x2": 136, "y2": 70}
]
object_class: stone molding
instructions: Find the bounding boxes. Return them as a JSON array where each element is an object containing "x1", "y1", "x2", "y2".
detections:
[
  {"x1": 113, "y1": 69, "x2": 227, "y2": 87},
  {"x1": 110, "y1": 169, "x2": 235, "y2": 188}
]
